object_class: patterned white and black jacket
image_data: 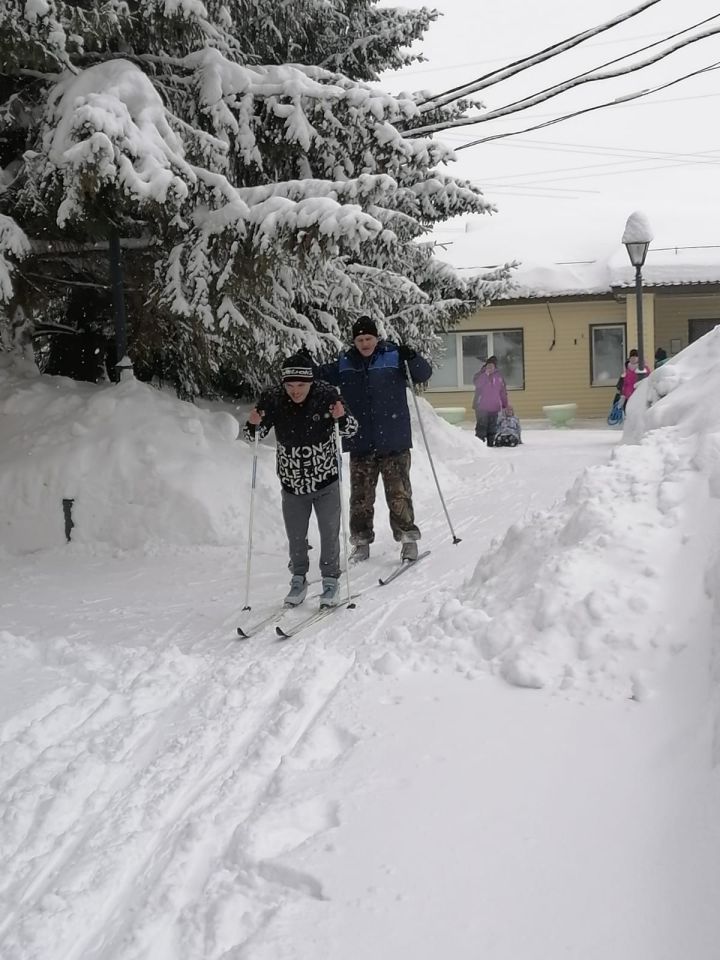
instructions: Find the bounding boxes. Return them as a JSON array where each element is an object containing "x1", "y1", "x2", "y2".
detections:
[{"x1": 243, "y1": 380, "x2": 358, "y2": 495}]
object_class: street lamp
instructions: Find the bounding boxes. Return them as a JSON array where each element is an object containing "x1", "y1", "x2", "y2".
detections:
[{"x1": 622, "y1": 211, "x2": 653, "y2": 377}]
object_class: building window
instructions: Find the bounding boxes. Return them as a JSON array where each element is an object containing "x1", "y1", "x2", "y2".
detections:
[
  {"x1": 590, "y1": 324, "x2": 625, "y2": 386},
  {"x1": 688, "y1": 318, "x2": 719, "y2": 344},
  {"x1": 431, "y1": 329, "x2": 524, "y2": 390}
]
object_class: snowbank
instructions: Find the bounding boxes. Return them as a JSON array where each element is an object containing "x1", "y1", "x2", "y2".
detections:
[
  {"x1": 407, "y1": 392, "x2": 488, "y2": 488},
  {"x1": 398, "y1": 329, "x2": 720, "y2": 698},
  {"x1": 0, "y1": 361, "x2": 284, "y2": 553},
  {"x1": 624, "y1": 326, "x2": 720, "y2": 452},
  {"x1": 0, "y1": 363, "x2": 481, "y2": 554}
]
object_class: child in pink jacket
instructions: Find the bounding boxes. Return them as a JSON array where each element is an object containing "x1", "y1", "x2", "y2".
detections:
[{"x1": 619, "y1": 353, "x2": 651, "y2": 406}]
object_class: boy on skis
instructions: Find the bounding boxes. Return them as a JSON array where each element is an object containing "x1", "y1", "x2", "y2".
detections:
[{"x1": 243, "y1": 354, "x2": 358, "y2": 608}]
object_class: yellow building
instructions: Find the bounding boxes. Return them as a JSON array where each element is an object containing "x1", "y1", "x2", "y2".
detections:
[{"x1": 427, "y1": 248, "x2": 720, "y2": 420}]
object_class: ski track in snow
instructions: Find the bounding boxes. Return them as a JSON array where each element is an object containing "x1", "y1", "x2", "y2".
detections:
[
  {"x1": 0, "y1": 434, "x2": 613, "y2": 959},
  {"x1": 0, "y1": 604, "x2": 370, "y2": 960},
  {"x1": 0, "y1": 562, "x2": 415, "y2": 959}
]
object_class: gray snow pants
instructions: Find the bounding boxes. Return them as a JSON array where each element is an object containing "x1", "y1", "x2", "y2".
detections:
[{"x1": 281, "y1": 480, "x2": 341, "y2": 579}]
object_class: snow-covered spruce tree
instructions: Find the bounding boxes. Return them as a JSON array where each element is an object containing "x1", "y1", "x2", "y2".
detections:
[{"x1": 0, "y1": 0, "x2": 509, "y2": 396}]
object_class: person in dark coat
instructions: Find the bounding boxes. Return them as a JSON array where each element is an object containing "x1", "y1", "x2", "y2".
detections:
[
  {"x1": 316, "y1": 317, "x2": 432, "y2": 563},
  {"x1": 243, "y1": 354, "x2": 358, "y2": 607}
]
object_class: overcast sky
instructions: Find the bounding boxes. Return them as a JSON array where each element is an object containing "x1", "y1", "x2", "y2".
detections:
[{"x1": 380, "y1": 0, "x2": 720, "y2": 269}]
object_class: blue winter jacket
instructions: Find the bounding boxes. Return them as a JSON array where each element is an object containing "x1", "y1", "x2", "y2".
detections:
[{"x1": 316, "y1": 341, "x2": 432, "y2": 456}]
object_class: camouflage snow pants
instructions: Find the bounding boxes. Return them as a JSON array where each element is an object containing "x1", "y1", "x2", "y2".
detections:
[{"x1": 349, "y1": 450, "x2": 420, "y2": 544}]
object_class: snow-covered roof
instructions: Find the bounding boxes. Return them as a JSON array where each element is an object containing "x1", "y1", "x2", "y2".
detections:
[
  {"x1": 500, "y1": 260, "x2": 612, "y2": 299},
  {"x1": 610, "y1": 245, "x2": 720, "y2": 289},
  {"x1": 499, "y1": 245, "x2": 720, "y2": 300}
]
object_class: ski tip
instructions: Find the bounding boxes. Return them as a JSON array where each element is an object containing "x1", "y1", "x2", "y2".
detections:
[
  {"x1": 275, "y1": 626, "x2": 290, "y2": 639},
  {"x1": 236, "y1": 627, "x2": 249, "y2": 638}
]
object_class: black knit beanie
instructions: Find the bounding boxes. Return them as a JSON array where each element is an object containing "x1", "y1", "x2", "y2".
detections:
[
  {"x1": 282, "y1": 353, "x2": 314, "y2": 382},
  {"x1": 351, "y1": 316, "x2": 379, "y2": 340}
]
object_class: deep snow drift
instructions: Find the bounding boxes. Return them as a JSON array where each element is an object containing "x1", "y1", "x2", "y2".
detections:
[
  {"x1": 1, "y1": 338, "x2": 719, "y2": 959},
  {"x1": 0, "y1": 355, "x2": 481, "y2": 554}
]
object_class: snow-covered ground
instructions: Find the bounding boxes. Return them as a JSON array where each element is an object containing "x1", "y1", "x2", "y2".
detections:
[{"x1": 1, "y1": 342, "x2": 720, "y2": 959}]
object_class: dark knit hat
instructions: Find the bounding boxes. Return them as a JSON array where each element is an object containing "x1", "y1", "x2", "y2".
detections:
[
  {"x1": 351, "y1": 316, "x2": 378, "y2": 340},
  {"x1": 484, "y1": 355, "x2": 498, "y2": 366},
  {"x1": 282, "y1": 353, "x2": 314, "y2": 382}
]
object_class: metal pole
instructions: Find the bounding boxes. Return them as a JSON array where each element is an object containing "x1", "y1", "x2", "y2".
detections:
[
  {"x1": 62, "y1": 498, "x2": 75, "y2": 542},
  {"x1": 405, "y1": 361, "x2": 461, "y2": 545},
  {"x1": 242, "y1": 430, "x2": 260, "y2": 611},
  {"x1": 334, "y1": 419, "x2": 354, "y2": 605},
  {"x1": 635, "y1": 264, "x2": 646, "y2": 380},
  {"x1": 108, "y1": 232, "x2": 133, "y2": 380}
]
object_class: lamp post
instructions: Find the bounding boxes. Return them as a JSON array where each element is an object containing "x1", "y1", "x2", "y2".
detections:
[{"x1": 622, "y1": 211, "x2": 653, "y2": 379}]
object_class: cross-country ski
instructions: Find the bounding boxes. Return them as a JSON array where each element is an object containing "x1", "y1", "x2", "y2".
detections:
[
  {"x1": 236, "y1": 604, "x2": 293, "y2": 639},
  {"x1": 275, "y1": 594, "x2": 361, "y2": 639},
  {"x1": 378, "y1": 549, "x2": 432, "y2": 586}
]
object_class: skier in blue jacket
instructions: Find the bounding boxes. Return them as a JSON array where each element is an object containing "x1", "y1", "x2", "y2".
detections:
[{"x1": 316, "y1": 317, "x2": 432, "y2": 563}]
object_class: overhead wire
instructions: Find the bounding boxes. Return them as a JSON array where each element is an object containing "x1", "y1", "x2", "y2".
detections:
[
  {"x1": 492, "y1": 135, "x2": 720, "y2": 157},
  {"x1": 390, "y1": 31, "x2": 673, "y2": 78},
  {"x1": 480, "y1": 148, "x2": 720, "y2": 183},
  {"x1": 417, "y1": 0, "x2": 663, "y2": 109},
  {"x1": 472, "y1": 11, "x2": 720, "y2": 124},
  {"x1": 434, "y1": 87, "x2": 720, "y2": 144},
  {"x1": 411, "y1": 26, "x2": 720, "y2": 136},
  {"x1": 455, "y1": 60, "x2": 720, "y2": 150}
]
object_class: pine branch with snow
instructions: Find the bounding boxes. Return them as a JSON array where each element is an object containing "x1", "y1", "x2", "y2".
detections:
[{"x1": 0, "y1": 0, "x2": 510, "y2": 395}]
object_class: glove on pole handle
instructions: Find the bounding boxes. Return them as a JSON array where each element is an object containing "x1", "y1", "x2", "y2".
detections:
[
  {"x1": 405, "y1": 360, "x2": 461, "y2": 545},
  {"x1": 242, "y1": 429, "x2": 260, "y2": 610},
  {"x1": 334, "y1": 417, "x2": 354, "y2": 605}
]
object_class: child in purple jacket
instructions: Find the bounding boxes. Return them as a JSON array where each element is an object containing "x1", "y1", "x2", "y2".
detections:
[{"x1": 473, "y1": 356, "x2": 509, "y2": 446}]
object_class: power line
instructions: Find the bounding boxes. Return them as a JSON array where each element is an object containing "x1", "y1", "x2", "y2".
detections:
[
  {"x1": 502, "y1": 136, "x2": 720, "y2": 157},
  {"x1": 488, "y1": 152, "x2": 720, "y2": 187},
  {"x1": 467, "y1": 11, "x2": 720, "y2": 129},
  {"x1": 445, "y1": 244, "x2": 720, "y2": 270},
  {"x1": 417, "y1": 0, "x2": 663, "y2": 112},
  {"x1": 406, "y1": 3, "x2": 720, "y2": 138},
  {"x1": 481, "y1": 191, "x2": 589, "y2": 200},
  {"x1": 387, "y1": 31, "x2": 673, "y2": 78},
  {"x1": 475, "y1": 87, "x2": 720, "y2": 124},
  {"x1": 454, "y1": 59, "x2": 720, "y2": 150},
  {"x1": 434, "y1": 88, "x2": 720, "y2": 144},
  {"x1": 480, "y1": 148, "x2": 720, "y2": 183}
]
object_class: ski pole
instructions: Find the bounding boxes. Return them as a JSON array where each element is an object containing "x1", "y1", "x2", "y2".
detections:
[
  {"x1": 334, "y1": 417, "x2": 354, "y2": 605},
  {"x1": 405, "y1": 360, "x2": 461, "y2": 545},
  {"x1": 242, "y1": 429, "x2": 260, "y2": 611}
]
